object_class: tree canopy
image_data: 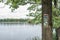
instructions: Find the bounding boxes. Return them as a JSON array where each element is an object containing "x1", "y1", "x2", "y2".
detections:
[
  {"x1": 4, "y1": 0, "x2": 41, "y2": 11},
  {"x1": 0, "y1": 0, "x2": 60, "y2": 28}
]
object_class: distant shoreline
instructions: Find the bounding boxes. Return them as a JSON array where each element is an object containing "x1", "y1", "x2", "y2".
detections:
[
  {"x1": 0, "y1": 19, "x2": 28, "y2": 22},
  {"x1": 0, "y1": 19, "x2": 40, "y2": 24}
]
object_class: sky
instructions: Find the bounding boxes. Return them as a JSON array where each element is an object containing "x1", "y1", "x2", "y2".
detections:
[{"x1": 0, "y1": 2, "x2": 34, "y2": 19}]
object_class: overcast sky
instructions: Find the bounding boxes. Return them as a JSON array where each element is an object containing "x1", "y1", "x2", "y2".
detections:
[{"x1": 0, "y1": 2, "x2": 33, "y2": 19}]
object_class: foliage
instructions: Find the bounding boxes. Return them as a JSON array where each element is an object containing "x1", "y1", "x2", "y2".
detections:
[
  {"x1": 0, "y1": 0, "x2": 60, "y2": 28},
  {"x1": 4, "y1": 0, "x2": 42, "y2": 23},
  {"x1": 52, "y1": 28, "x2": 57, "y2": 40},
  {"x1": 0, "y1": 0, "x2": 3, "y2": 2},
  {"x1": 52, "y1": 6, "x2": 60, "y2": 28},
  {"x1": 4, "y1": 0, "x2": 41, "y2": 12},
  {"x1": 27, "y1": 4, "x2": 42, "y2": 24},
  {"x1": 27, "y1": 0, "x2": 60, "y2": 28}
]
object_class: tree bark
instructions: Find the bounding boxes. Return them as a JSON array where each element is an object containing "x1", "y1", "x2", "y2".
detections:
[
  {"x1": 54, "y1": 0, "x2": 57, "y2": 8},
  {"x1": 42, "y1": 0, "x2": 52, "y2": 40}
]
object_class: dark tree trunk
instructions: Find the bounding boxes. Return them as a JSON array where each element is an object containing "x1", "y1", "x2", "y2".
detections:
[
  {"x1": 56, "y1": 27, "x2": 60, "y2": 40},
  {"x1": 42, "y1": 0, "x2": 52, "y2": 40},
  {"x1": 54, "y1": 0, "x2": 57, "y2": 8}
]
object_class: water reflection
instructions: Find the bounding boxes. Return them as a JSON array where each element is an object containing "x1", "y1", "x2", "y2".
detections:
[{"x1": 0, "y1": 22, "x2": 42, "y2": 40}]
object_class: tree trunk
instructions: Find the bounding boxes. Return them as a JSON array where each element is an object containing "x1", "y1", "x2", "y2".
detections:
[
  {"x1": 42, "y1": 0, "x2": 52, "y2": 40},
  {"x1": 56, "y1": 27, "x2": 60, "y2": 40},
  {"x1": 54, "y1": 0, "x2": 57, "y2": 8}
]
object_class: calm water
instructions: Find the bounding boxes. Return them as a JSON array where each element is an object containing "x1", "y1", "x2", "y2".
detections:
[{"x1": 0, "y1": 22, "x2": 42, "y2": 40}]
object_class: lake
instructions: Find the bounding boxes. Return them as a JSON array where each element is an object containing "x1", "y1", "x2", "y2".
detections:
[{"x1": 0, "y1": 22, "x2": 42, "y2": 40}]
